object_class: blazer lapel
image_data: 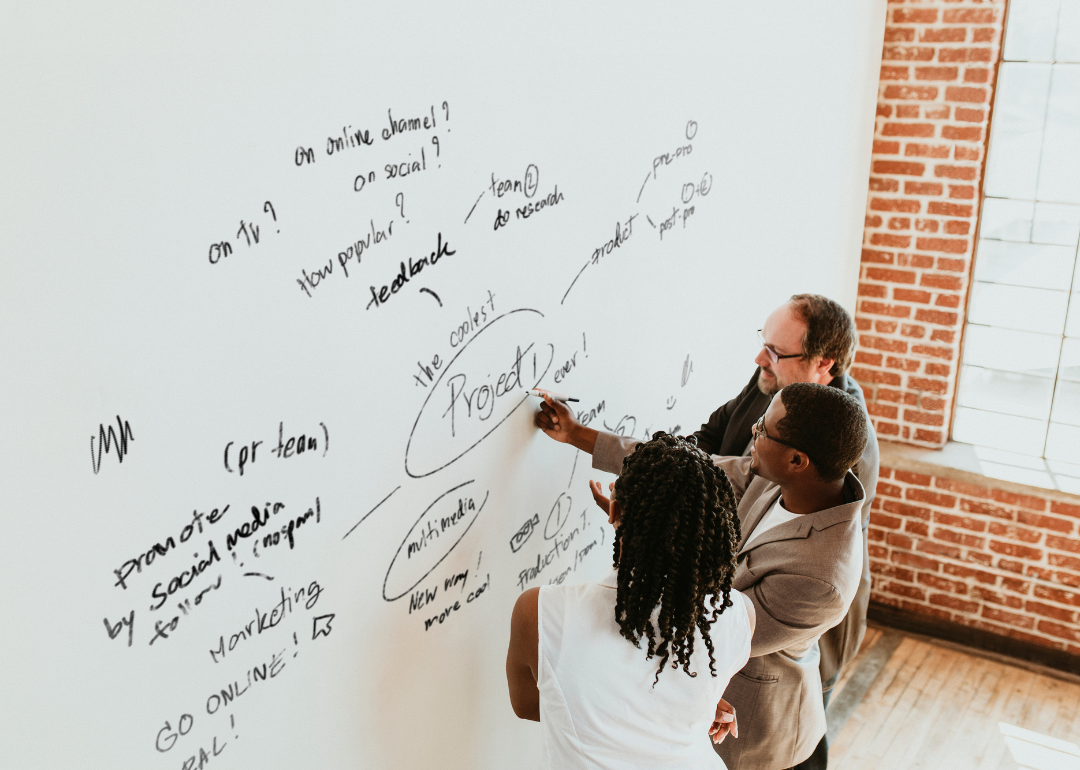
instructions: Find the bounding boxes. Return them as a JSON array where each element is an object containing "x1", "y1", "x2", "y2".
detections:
[{"x1": 737, "y1": 479, "x2": 781, "y2": 558}]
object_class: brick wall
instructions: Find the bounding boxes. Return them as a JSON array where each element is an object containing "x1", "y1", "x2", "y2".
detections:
[
  {"x1": 871, "y1": 462, "x2": 1080, "y2": 654},
  {"x1": 853, "y1": 0, "x2": 1006, "y2": 448}
]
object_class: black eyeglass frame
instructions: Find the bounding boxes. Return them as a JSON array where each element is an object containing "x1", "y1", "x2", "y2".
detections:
[
  {"x1": 757, "y1": 329, "x2": 803, "y2": 364},
  {"x1": 752, "y1": 414, "x2": 819, "y2": 467}
]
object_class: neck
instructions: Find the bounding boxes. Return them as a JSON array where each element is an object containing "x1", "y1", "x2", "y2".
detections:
[{"x1": 777, "y1": 476, "x2": 847, "y2": 515}]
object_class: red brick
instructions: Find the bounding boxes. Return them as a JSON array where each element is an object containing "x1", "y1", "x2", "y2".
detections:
[
  {"x1": 964, "y1": 68, "x2": 990, "y2": 84},
  {"x1": 904, "y1": 409, "x2": 945, "y2": 426},
  {"x1": 972, "y1": 587, "x2": 1024, "y2": 608},
  {"x1": 1055, "y1": 571, "x2": 1080, "y2": 588},
  {"x1": 1051, "y1": 500, "x2": 1080, "y2": 518},
  {"x1": 885, "y1": 581, "x2": 928, "y2": 601},
  {"x1": 906, "y1": 181, "x2": 945, "y2": 196},
  {"x1": 1026, "y1": 601, "x2": 1076, "y2": 623},
  {"x1": 930, "y1": 329, "x2": 956, "y2": 343},
  {"x1": 871, "y1": 510, "x2": 903, "y2": 529},
  {"x1": 889, "y1": 531, "x2": 916, "y2": 550},
  {"x1": 883, "y1": 500, "x2": 934, "y2": 520},
  {"x1": 867, "y1": 401, "x2": 898, "y2": 420},
  {"x1": 855, "y1": 351, "x2": 884, "y2": 367},
  {"x1": 907, "y1": 377, "x2": 948, "y2": 393},
  {"x1": 878, "y1": 104, "x2": 894, "y2": 118},
  {"x1": 858, "y1": 283, "x2": 887, "y2": 299},
  {"x1": 906, "y1": 519, "x2": 930, "y2": 537},
  {"x1": 894, "y1": 551, "x2": 942, "y2": 572},
  {"x1": 893, "y1": 288, "x2": 932, "y2": 304},
  {"x1": 930, "y1": 593, "x2": 979, "y2": 613},
  {"x1": 869, "y1": 543, "x2": 889, "y2": 559},
  {"x1": 895, "y1": 8, "x2": 939, "y2": 23},
  {"x1": 920, "y1": 394, "x2": 945, "y2": 410},
  {"x1": 954, "y1": 106, "x2": 986, "y2": 123},
  {"x1": 884, "y1": 85, "x2": 941, "y2": 101},
  {"x1": 943, "y1": 9, "x2": 996, "y2": 24},
  {"x1": 886, "y1": 27, "x2": 916, "y2": 43},
  {"x1": 968, "y1": 551, "x2": 993, "y2": 566},
  {"x1": 921, "y1": 27, "x2": 966, "y2": 43},
  {"x1": 915, "y1": 66, "x2": 959, "y2": 82},
  {"x1": 935, "y1": 294, "x2": 962, "y2": 308},
  {"x1": 935, "y1": 164, "x2": 978, "y2": 181},
  {"x1": 877, "y1": 422, "x2": 901, "y2": 436},
  {"x1": 883, "y1": 122, "x2": 937, "y2": 137},
  {"x1": 914, "y1": 428, "x2": 944, "y2": 444},
  {"x1": 874, "y1": 160, "x2": 927, "y2": 176},
  {"x1": 884, "y1": 46, "x2": 937, "y2": 62},
  {"x1": 866, "y1": 267, "x2": 918, "y2": 284},
  {"x1": 960, "y1": 499, "x2": 1014, "y2": 520},
  {"x1": 906, "y1": 143, "x2": 951, "y2": 159},
  {"x1": 1002, "y1": 577, "x2": 1032, "y2": 594},
  {"x1": 925, "y1": 363, "x2": 951, "y2": 376},
  {"x1": 924, "y1": 105, "x2": 951, "y2": 120},
  {"x1": 943, "y1": 563, "x2": 997, "y2": 583},
  {"x1": 870, "y1": 176, "x2": 901, "y2": 192},
  {"x1": 886, "y1": 355, "x2": 921, "y2": 370},
  {"x1": 919, "y1": 539, "x2": 963, "y2": 560},
  {"x1": 982, "y1": 606, "x2": 1036, "y2": 629},
  {"x1": 872, "y1": 233, "x2": 913, "y2": 248},
  {"x1": 935, "y1": 478, "x2": 990, "y2": 498},
  {"x1": 861, "y1": 248, "x2": 895, "y2": 264},
  {"x1": 916, "y1": 237, "x2": 968, "y2": 254},
  {"x1": 998, "y1": 559, "x2": 1025, "y2": 574},
  {"x1": 1017, "y1": 512, "x2": 1074, "y2": 534},
  {"x1": 887, "y1": 217, "x2": 912, "y2": 231},
  {"x1": 899, "y1": 253, "x2": 936, "y2": 269},
  {"x1": 911, "y1": 346, "x2": 954, "y2": 361},
  {"x1": 905, "y1": 601, "x2": 954, "y2": 621},
  {"x1": 989, "y1": 541, "x2": 1044, "y2": 561},
  {"x1": 852, "y1": 367, "x2": 902, "y2": 386},
  {"x1": 867, "y1": 215, "x2": 884, "y2": 228},
  {"x1": 861, "y1": 335, "x2": 910, "y2": 355},
  {"x1": 942, "y1": 125, "x2": 983, "y2": 141},
  {"x1": 934, "y1": 527, "x2": 985, "y2": 548},
  {"x1": 1034, "y1": 585, "x2": 1080, "y2": 607},
  {"x1": 972, "y1": 28, "x2": 996, "y2": 43},
  {"x1": 989, "y1": 522, "x2": 1043, "y2": 544},
  {"x1": 872, "y1": 564, "x2": 916, "y2": 582},
  {"x1": 897, "y1": 105, "x2": 921, "y2": 119},
  {"x1": 916, "y1": 218, "x2": 940, "y2": 233},
  {"x1": 914, "y1": 308, "x2": 958, "y2": 326},
  {"x1": 939, "y1": 48, "x2": 994, "y2": 63},
  {"x1": 928, "y1": 201, "x2": 972, "y2": 217},
  {"x1": 1047, "y1": 535, "x2": 1080, "y2": 554},
  {"x1": 874, "y1": 140, "x2": 901, "y2": 154},
  {"x1": 934, "y1": 511, "x2": 987, "y2": 531},
  {"x1": 877, "y1": 480, "x2": 903, "y2": 498},
  {"x1": 894, "y1": 469, "x2": 933, "y2": 486},
  {"x1": 1049, "y1": 552, "x2": 1080, "y2": 571},
  {"x1": 955, "y1": 146, "x2": 981, "y2": 161},
  {"x1": 991, "y1": 489, "x2": 1047, "y2": 512},
  {"x1": 920, "y1": 273, "x2": 963, "y2": 291},
  {"x1": 880, "y1": 65, "x2": 911, "y2": 81},
  {"x1": 945, "y1": 85, "x2": 988, "y2": 103},
  {"x1": 950, "y1": 184, "x2": 976, "y2": 199},
  {"x1": 870, "y1": 197, "x2": 921, "y2": 213},
  {"x1": 918, "y1": 572, "x2": 967, "y2": 593},
  {"x1": 1037, "y1": 620, "x2": 1080, "y2": 643},
  {"x1": 940, "y1": 226, "x2": 970, "y2": 244}
]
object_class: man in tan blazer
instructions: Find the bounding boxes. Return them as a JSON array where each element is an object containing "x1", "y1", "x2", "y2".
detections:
[{"x1": 542, "y1": 383, "x2": 868, "y2": 770}]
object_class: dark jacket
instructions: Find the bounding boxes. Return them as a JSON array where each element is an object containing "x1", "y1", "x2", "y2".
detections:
[{"x1": 692, "y1": 368, "x2": 879, "y2": 683}]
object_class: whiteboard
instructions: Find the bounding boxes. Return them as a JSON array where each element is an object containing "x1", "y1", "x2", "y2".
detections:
[{"x1": 0, "y1": 2, "x2": 885, "y2": 768}]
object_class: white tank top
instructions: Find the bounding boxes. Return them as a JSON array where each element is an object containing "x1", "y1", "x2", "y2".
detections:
[{"x1": 537, "y1": 569, "x2": 752, "y2": 770}]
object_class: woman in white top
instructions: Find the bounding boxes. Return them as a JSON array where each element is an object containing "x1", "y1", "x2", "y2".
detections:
[{"x1": 507, "y1": 433, "x2": 756, "y2": 769}]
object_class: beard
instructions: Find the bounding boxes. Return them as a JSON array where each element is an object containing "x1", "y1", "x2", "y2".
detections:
[{"x1": 756, "y1": 368, "x2": 780, "y2": 396}]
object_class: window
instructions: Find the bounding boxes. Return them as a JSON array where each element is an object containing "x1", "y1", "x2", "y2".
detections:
[{"x1": 955, "y1": 0, "x2": 1080, "y2": 491}]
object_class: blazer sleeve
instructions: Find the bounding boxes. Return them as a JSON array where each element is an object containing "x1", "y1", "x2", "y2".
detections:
[
  {"x1": 691, "y1": 369, "x2": 760, "y2": 455},
  {"x1": 591, "y1": 431, "x2": 641, "y2": 475},
  {"x1": 746, "y1": 573, "x2": 850, "y2": 657}
]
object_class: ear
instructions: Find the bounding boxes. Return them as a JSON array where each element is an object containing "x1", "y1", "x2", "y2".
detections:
[
  {"x1": 811, "y1": 356, "x2": 835, "y2": 382},
  {"x1": 789, "y1": 451, "x2": 812, "y2": 474}
]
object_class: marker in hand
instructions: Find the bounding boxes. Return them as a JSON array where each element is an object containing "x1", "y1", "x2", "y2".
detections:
[{"x1": 528, "y1": 388, "x2": 579, "y2": 403}]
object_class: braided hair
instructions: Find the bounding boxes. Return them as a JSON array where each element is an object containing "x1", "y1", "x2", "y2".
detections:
[{"x1": 611, "y1": 433, "x2": 742, "y2": 684}]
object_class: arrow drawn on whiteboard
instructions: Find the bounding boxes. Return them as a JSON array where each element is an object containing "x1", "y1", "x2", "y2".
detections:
[
  {"x1": 342, "y1": 486, "x2": 401, "y2": 541},
  {"x1": 464, "y1": 190, "x2": 485, "y2": 224},
  {"x1": 243, "y1": 572, "x2": 275, "y2": 580},
  {"x1": 312, "y1": 614, "x2": 335, "y2": 639},
  {"x1": 636, "y1": 172, "x2": 650, "y2": 203},
  {"x1": 419, "y1": 287, "x2": 442, "y2": 306}
]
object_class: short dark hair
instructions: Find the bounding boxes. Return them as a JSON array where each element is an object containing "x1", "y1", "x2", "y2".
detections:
[
  {"x1": 613, "y1": 433, "x2": 741, "y2": 684},
  {"x1": 789, "y1": 294, "x2": 857, "y2": 377},
  {"x1": 776, "y1": 383, "x2": 868, "y2": 483}
]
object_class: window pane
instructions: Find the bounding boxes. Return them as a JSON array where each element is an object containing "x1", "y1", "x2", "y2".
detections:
[
  {"x1": 1058, "y1": 337, "x2": 1080, "y2": 380},
  {"x1": 981, "y1": 198, "x2": 1034, "y2": 241},
  {"x1": 985, "y1": 63, "x2": 1052, "y2": 199},
  {"x1": 980, "y1": 460, "x2": 1056, "y2": 486},
  {"x1": 1063, "y1": 294, "x2": 1080, "y2": 335},
  {"x1": 957, "y1": 365, "x2": 1055, "y2": 419},
  {"x1": 1033, "y1": 201, "x2": 1080, "y2": 245},
  {"x1": 1056, "y1": 0, "x2": 1080, "y2": 62},
  {"x1": 1048, "y1": 457, "x2": 1080, "y2": 476},
  {"x1": 975, "y1": 444, "x2": 1053, "y2": 469},
  {"x1": 973, "y1": 239, "x2": 1076, "y2": 289},
  {"x1": 953, "y1": 407, "x2": 1049, "y2": 455},
  {"x1": 1046, "y1": 421, "x2": 1080, "y2": 461},
  {"x1": 968, "y1": 282, "x2": 1069, "y2": 334},
  {"x1": 1005, "y1": 0, "x2": 1063, "y2": 61},
  {"x1": 1051, "y1": 378, "x2": 1080, "y2": 424},
  {"x1": 963, "y1": 325, "x2": 1060, "y2": 376},
  {"x1": 1036, "y1": 65, "x2": 1080, "y2": 203}
]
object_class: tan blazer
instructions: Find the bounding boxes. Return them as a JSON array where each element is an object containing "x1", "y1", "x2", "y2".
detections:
[{"x1": 593, "y1": 434, "x2": 865, "y2": 770}]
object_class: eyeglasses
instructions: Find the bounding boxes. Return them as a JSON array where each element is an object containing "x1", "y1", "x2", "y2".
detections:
[
  {"x1": 757, "y1": 330, "x2": 803, "y2": 365},
  {"x1": 752, "y1": 414, "x2": 818, "y2": 467}
]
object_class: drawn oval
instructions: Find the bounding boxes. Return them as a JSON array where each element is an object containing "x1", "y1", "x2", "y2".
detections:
[
  {"x1": 405, "y1": 308, "x2": 554, "y2": 478},
  {"x1": 383, "y1": 480, "x2": 488, "y2": 602}
]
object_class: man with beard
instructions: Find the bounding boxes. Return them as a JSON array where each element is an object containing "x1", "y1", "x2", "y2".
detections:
[{"x1": 535, "y1": 294, "x2": 879, "y2": 769}]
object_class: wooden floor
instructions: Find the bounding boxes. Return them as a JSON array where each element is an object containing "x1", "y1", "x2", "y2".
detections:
[{"x1": 827, "y1": 624, "x2": 1080, "y2": 769}]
